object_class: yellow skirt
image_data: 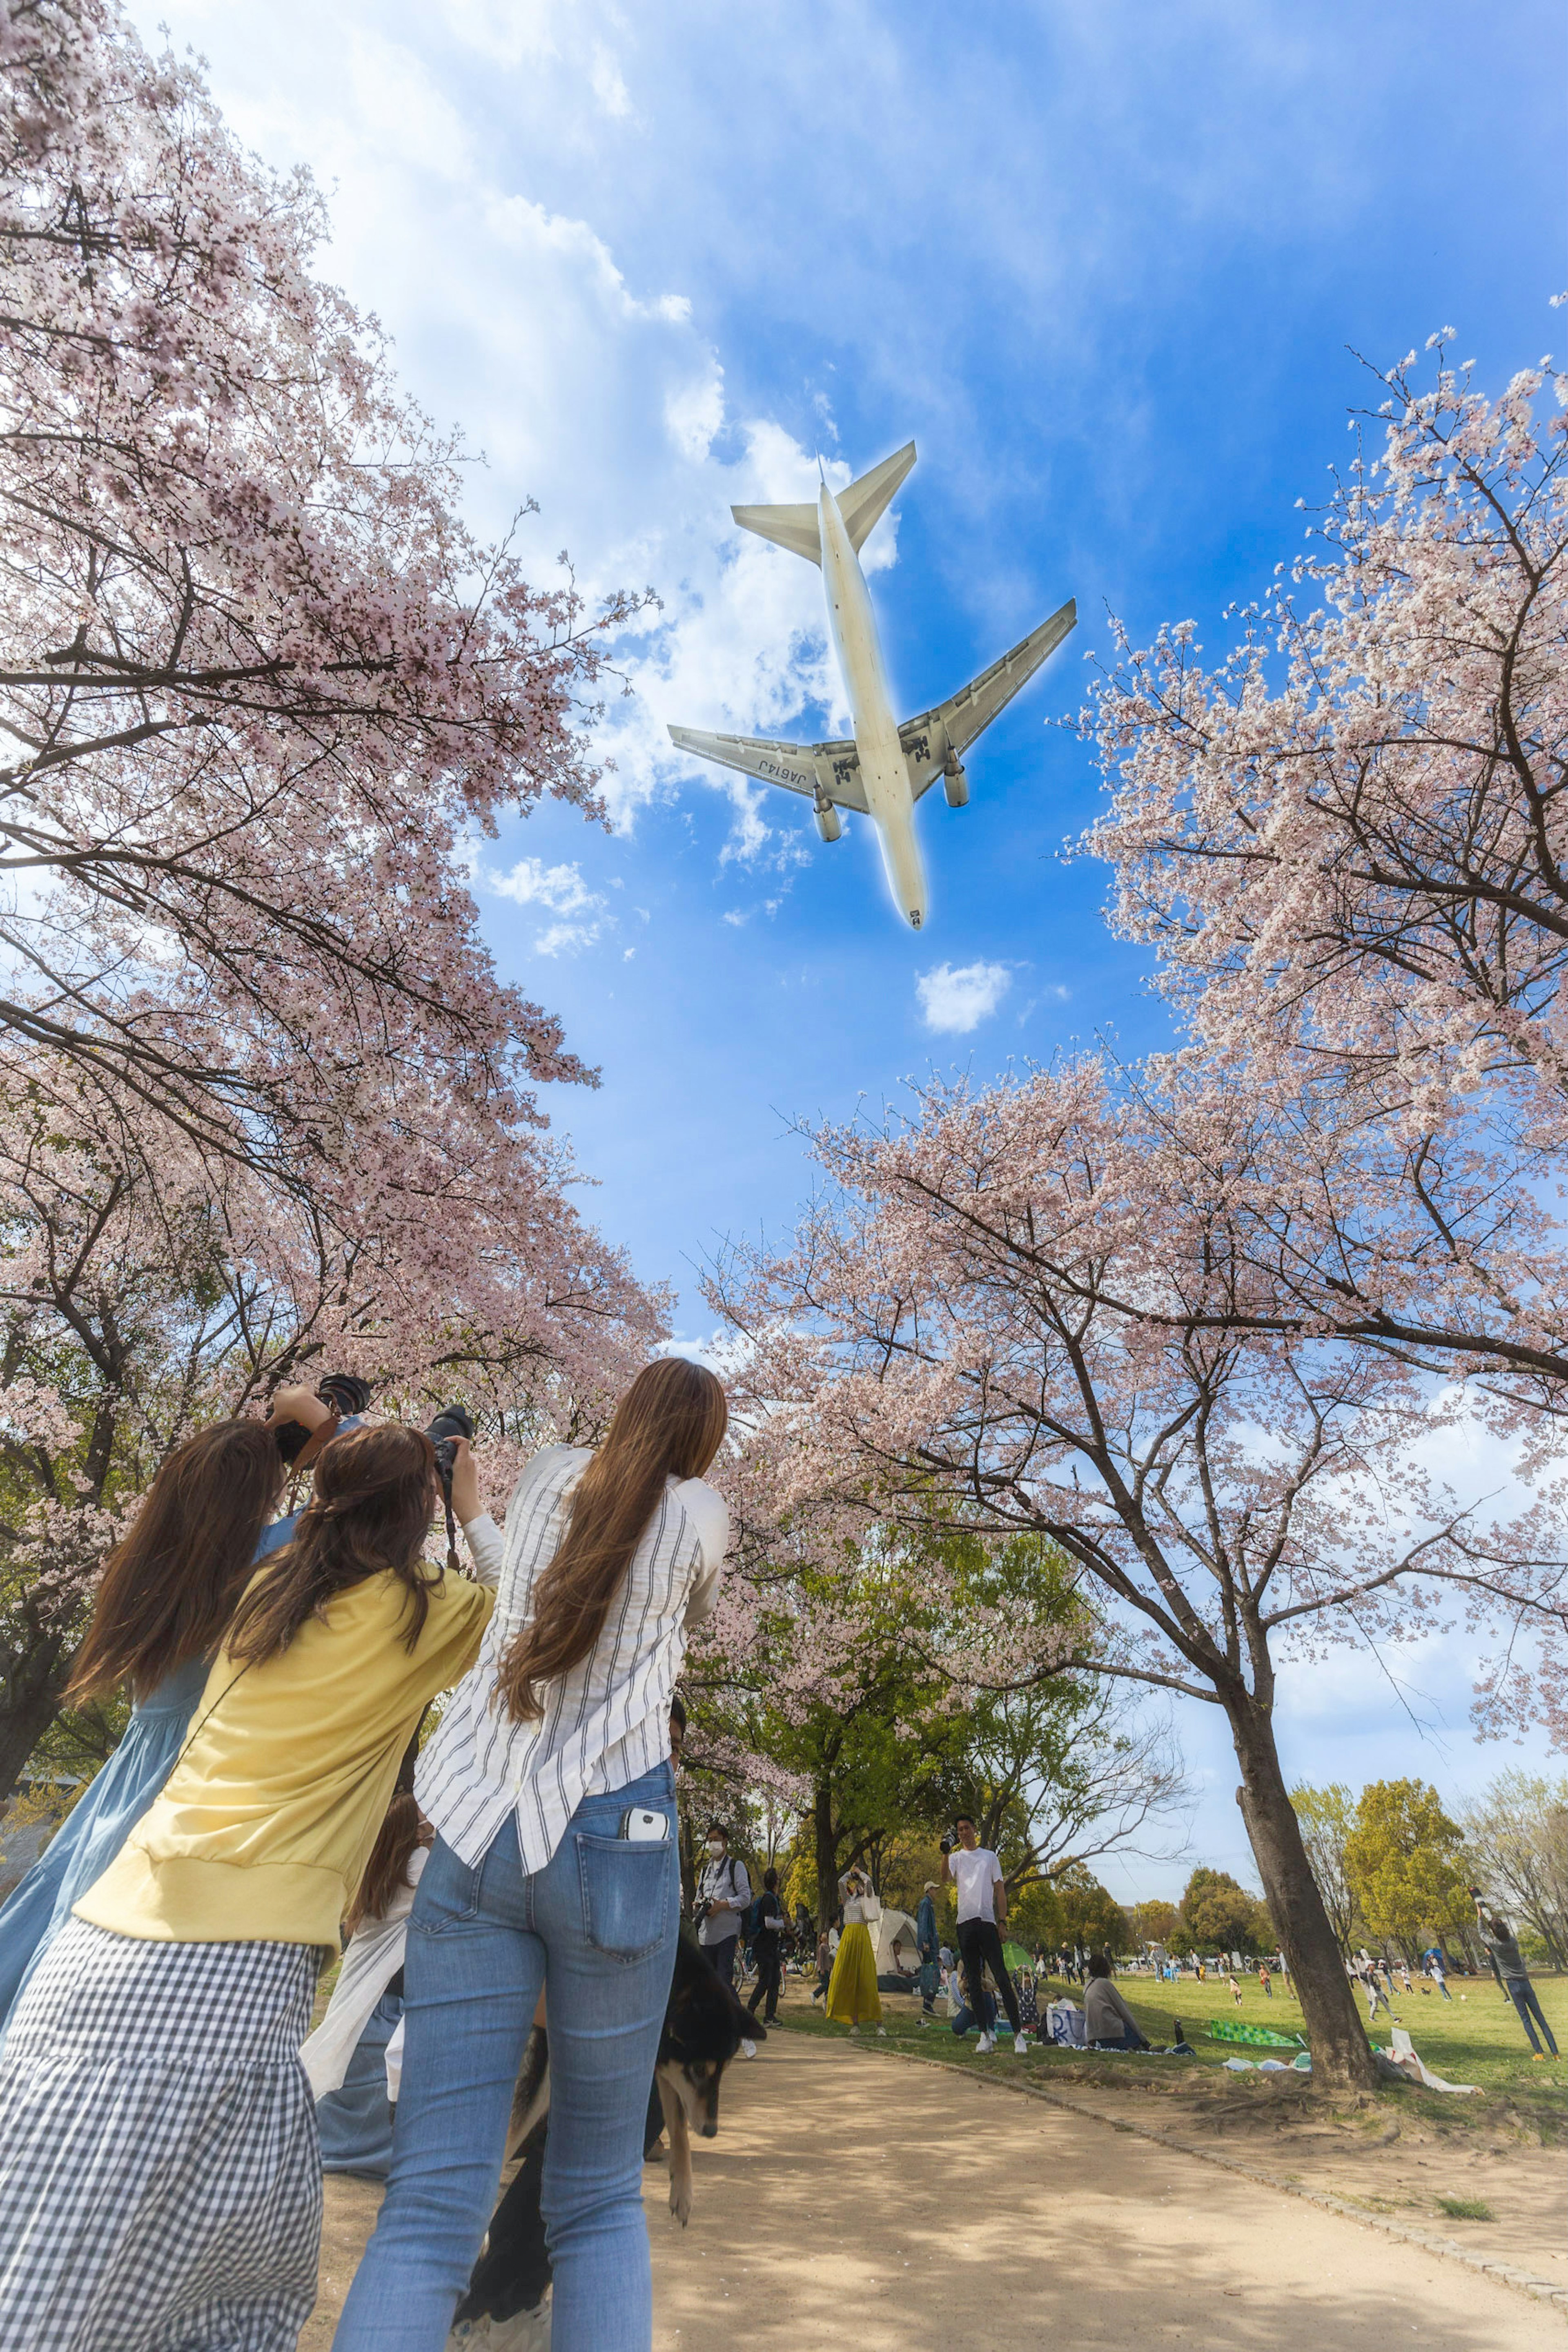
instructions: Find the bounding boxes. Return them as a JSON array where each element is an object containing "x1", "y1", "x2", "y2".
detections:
[{"x1": 824, "y1": 1921, "x2": 882, "y2": 2024}]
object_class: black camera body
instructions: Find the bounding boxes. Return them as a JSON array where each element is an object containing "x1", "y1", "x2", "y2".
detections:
[
  {"x1": 272, "y1": 1373, "x2": 372, "y2": 1462},
  {"x1": 425, "y1": 1403, "x2": 474, "y2": 1500}
]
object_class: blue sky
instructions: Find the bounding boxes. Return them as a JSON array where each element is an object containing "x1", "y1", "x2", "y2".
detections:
[{"x1": 132, "y1": 0, "x2": 1565, "y2": 1895}]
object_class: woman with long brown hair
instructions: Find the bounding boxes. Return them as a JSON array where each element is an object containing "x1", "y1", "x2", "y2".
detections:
[
  {"x1": 0, "y1": 1384, "x2": 358, "y2": 2035},
  {"x1": 0, "y1": 1414, "x2": 292, "y2": 2033},
  {"x1": 335, "y1": 1356, "x2": 730, "y2": 2352},
  {"x1": 0, "y1": 1420, "x2": 501, "y2": 2352}
]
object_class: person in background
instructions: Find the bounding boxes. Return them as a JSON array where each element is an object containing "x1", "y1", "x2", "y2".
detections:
[
  {"x1": 335, "y1": 1358, "x2": 729, "y2": 2352},
  {"x1": 941, "y1": 1816, "x2": 1028, "y2": 2056},
  {"x1": 747, "y1": 1867, "x2": 786, "y2": 2025},
  {"x1": 824, "y1": 1864, "x2": 884, "y2": 2035},
  {"x1": 812, "y1": 1926, "x2": 833, "y2": 2004},
  {"x1": 1474, "y1": 1897, "x2": 1558, "y2": 2060},
  {"x1": 950, "y1": 1980, "x2": 997, "y2": 2042},
  {"x1": 695, "y1": 1822, "x2": 750, "y2": 1987},
  {"x1": 303, "y1": 1749, "x2": 432, "y2": 2180},
  {"x1": 644, "y1": 1692, "x2": 694, "y2": 2167},
  {"x1": 0, "y1": 1422, "x2": 500, "y2": 2352},
  {"x1": 1424, "y1": 1948, "x2": 1452, "y2": 2001},
  {"x1": 1015, "y1": 1951, "x2": 1040, "y2": 2040},
  {"x1": 0, "y1": 1378, "x2": 355, "y2": 2035},
  {"x1": 1258, "y1": 1961, "x2": 1273, "y2": 1999},
  {"x1": 1083, "y1": 1952, "x2": 1149, "y2": 2051},
  {"x1": 915, "y1": 1879, "x2": 940, "y2": 2024},
  {"x1": 1227, "y1": 1971, "x2": 1243, "y2": 2007},
  {"x1": 789, "y1": 1898, "x2": 813, "y2": 1971}
]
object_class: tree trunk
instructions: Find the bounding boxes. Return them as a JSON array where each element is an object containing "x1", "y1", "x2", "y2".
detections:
[
  {"x1": 814, "y1": 1777, "x2": 840, "y2": 1930},
  {"x1": 0, "y1": 1639, "x2": 71, "y2": 1809},
  {"x1": 1227, "y1": 1692, "x2": 1379, "y2": 2091}
]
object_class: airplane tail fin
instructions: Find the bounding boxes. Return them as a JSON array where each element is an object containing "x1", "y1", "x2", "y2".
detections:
[
  {"x1": 835, "y1": 441, "x2": 916, "y2": 554},
  {"x1": 731, "y1": 439, "x2": 918, "y2": 565},
  {"x1": 730, "y1": 500, "x2": 822, "y2": 565}
]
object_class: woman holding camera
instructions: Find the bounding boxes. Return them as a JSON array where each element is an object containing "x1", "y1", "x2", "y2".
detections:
[
  {"x1": 334, "y1": 1355, "x2": 730, "y2": 2352},
  {"x1": 0, "y1": 1420, "x2": 500, "y2": 2352},
  {"x1": 0, "y1": 1382, "x2": 346, "y2": 2034}
]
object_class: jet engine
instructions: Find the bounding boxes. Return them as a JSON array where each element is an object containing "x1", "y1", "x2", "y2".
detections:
[
  {"x1": 942, "y1": 759, "x2": 969, "y2": 808},
  {"x1": 814, "y1": 797, "x2": 843, "y2": 843}
]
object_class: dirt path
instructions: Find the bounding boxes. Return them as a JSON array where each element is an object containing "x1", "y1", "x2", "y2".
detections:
[{"x1": 306, "y1": 2030, "x2": 1558, "y2": 2348}]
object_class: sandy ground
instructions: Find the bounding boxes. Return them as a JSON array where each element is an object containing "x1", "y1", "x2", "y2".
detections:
[{"x1": 304, "y1": 2030, "x2": 1559, "y2": 2349}]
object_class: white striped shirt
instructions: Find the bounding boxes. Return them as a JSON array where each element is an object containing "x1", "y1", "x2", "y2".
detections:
[{"x1": 416, "y1": 1445, "x2": 728, "y2": 1874}]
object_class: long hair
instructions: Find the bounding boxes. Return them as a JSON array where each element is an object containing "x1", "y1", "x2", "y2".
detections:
[
  {"x1": 65, "y1": 1422, "x2": 285, "y2": 1705},
  {"x1": 225, "y1": 1424, "x2": 439, "y2": 1667},
  {"x1": 496, "y1": 1357, "x2": 728, "y2": 1723},
  {"x1": 344, "y1": 1789, "x2": 432, "y2": 1937}
]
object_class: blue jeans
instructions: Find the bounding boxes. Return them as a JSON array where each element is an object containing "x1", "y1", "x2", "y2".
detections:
[
  {"x1": 1507, "y1": 1976, "x2": 1559, "y2": 2056},
  {"x1": 333, "y1": 1762, "x2": 678, "y2": 2352}
]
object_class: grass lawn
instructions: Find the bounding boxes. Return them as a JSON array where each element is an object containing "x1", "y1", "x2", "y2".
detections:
[{"x1": 766, "y1": 1962, "x2": 1568, "y2": 2116}]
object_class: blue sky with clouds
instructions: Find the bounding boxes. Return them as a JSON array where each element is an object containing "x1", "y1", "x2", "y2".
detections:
[{"x1": 132, "y1": 0, "x2": 1564, "y2": 1894}]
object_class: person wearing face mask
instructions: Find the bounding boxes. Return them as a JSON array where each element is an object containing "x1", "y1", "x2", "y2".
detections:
[{"x1": 695, "y1": 1822, "x2": 750, "y2": 1987}]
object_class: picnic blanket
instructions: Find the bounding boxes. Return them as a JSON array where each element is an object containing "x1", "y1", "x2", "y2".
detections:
[{"x1": 1206, "y1": 2018, "x2": 1306, "y2": 2049}]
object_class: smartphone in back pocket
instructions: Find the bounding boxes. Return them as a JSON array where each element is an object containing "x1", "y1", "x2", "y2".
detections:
[{"x1": 621, "y1": 1807, "x2": 669, "y2": 1842}]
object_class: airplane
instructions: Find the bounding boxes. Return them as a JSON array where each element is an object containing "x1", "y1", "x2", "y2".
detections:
[{"x1": 666, "y1": 441, "x2": 1076, "y2": 929}]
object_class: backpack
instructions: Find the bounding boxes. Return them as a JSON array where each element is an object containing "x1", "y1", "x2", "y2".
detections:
[{"x1": 742, "y1": 1894, "x2": 765, "y2": 1941}]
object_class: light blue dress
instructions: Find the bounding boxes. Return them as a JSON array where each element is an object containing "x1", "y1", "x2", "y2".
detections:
[{"x1": 0, "y1": 1503, "x2": 308, "y2": 2030}]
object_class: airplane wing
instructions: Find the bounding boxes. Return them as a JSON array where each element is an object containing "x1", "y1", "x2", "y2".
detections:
[
  {"x1": 900, "y1": 599, "x2": 1078, "y2": 796},
  {"x1": 666, "y1": 725, "x2": 870, "y2": 814}
]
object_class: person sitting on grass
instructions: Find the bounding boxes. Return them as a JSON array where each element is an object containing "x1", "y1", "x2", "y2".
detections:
[
  {"x1": 1083, "y1": 1952, "x2": 1149, "y2": 2051},
  {"x1": 951, "y1": 1982, "x2": 997, "y2": 2042}
]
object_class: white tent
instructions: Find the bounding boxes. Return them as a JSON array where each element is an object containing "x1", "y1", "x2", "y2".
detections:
[{"x1": 869, "y1": 1906, "x2": 920, "y2": 1977}]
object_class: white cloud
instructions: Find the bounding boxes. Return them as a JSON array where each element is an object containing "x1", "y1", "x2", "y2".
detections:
[
  {"x1": 916, "y1": 960, "x2": 1012, "y2": 1034},
  {"x1": 534, "y1": 919, "x2": 600, "y2": 956},
  {"x1": 488, "y1": 856, "x2": 599, "y2": 914},
  {"x1": 487, "y1": 856, "x2": 606, "y2": 953}
]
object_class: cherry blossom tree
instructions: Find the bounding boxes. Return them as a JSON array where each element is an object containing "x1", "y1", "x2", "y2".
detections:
[
  {"x1": 0, "y1": 1043, "x2": 666, "y2": 1802},
  {"x1": 709, "y1": 1059, "x2": 1567, "y2": 2087},
  {"x1": 0, "y1": 0, "x2": 647, "y2": 1183},
  {"x1": 1085, "y1": 333, "x2": 1568, "y2": 1128},
  {"x1": 0, "y1": 1, "x2": 673, "y2": 1796},
  {"x1": 1078, "y1": 335, "x2": 1568, "y2": 1421}
]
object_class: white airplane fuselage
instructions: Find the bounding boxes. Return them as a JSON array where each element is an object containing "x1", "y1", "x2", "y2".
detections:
[{"x1": 817, "y1": 482, "x2": 928, "y2": 928}]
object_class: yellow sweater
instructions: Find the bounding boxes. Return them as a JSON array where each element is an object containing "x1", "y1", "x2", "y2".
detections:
[{"x1": 75, "y1": 1564, "x2": 494, "y2": 1949}]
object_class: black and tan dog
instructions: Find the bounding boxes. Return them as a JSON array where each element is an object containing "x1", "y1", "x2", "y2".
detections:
[{"x1": 450, "y1": 1934, "x2": 761, "y2": 2340}]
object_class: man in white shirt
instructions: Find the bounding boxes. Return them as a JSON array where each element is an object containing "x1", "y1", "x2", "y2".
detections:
[
  {"x1": 695, "y1": 1821, "x2": 750, "y2": 1988},
  {"x1": 940, "y1": 1814, "x2": 1028, "y2": 2055}
]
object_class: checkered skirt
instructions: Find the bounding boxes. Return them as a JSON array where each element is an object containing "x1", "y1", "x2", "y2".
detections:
[{"x1": 0, "y1": 1917, "x2": 322, "y2": 2351}]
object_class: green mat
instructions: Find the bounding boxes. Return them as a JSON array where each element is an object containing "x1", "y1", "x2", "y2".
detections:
[{"x1": 1205, "y1": 2018, "x2": 1307, "y2": 2049}]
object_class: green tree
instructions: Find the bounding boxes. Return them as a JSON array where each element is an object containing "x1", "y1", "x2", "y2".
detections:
[
  {"x1": 1129, "y1": 1898, "x2": 1181, "y2": 1947},
  {"x1": 1344, "y1": 1780, "x2": 1470, "y2": 1957},
  {"x1": 1172, "y1": 1866, "x2": 1271, "y2": 1957},
  {"x1": 1291, "y1": 1784, "x2": 1361, "y2": 1953},
  {"x1": 1056, "y1": 1866, "x2": 1132, "y2": 1955}
]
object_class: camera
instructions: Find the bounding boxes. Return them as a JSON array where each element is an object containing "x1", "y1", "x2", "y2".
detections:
[
  {"x1": 424, "y1": 1403, "x2": 474, "y2": 1501},
  {"x1": 939, "y1": 1836, "x2": 953, "y2": 1856},
  {"x1": 272, "y1": 1373, "x2": 372, "y2": 1463}
]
